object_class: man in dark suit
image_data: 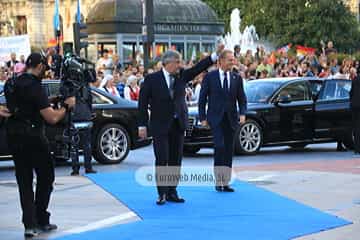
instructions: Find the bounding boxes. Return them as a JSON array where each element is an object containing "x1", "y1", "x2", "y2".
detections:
[
  {"x1": 199, "y1": 50, "x2": 247, "y2": 192},
  {"x1": 6, "y1": 52, "x2": 19, "y2": 71},
  {"x1": 350, "y1": 75, "x2": 360, "y2": 156},
  {"x1": 138, "y1": 44, "x2": 223, "y2": 205}
]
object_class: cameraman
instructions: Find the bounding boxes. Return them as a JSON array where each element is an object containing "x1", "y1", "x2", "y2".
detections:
[
  {"x1": 4, "y1": 53, "x2": 75, "y2": 237},
  {"x1": 70, "y1": 77, "x2": 97, "y2": 176}
]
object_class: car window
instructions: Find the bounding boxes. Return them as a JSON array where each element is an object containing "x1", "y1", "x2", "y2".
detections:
[
  {"x1": 245, "y1": 81, "x2": 282, "y2": 103},
  {"x1": 92, "y1": 91, "x2": 113, "y2": 104},
  {"x1": 277, "y1": 81, "x2": 310, "y2": 101},
  {"x1": 309, "y1": 81, "x2": 323, "y2": 95},
  {"x1": 319, "y1": 80, "x2": 350, "y2": 100}
]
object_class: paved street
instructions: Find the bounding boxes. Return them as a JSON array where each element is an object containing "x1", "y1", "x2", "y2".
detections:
[{"x1": 0, "y1": 143, "x2": 359, "y2": 239}]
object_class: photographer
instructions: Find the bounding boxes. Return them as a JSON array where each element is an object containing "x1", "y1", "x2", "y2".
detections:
[{"x1": 4, "y1": 53, "x2": 75, "y2": 237}]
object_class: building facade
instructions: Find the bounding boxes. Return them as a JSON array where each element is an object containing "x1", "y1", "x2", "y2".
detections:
[
  {"x1": 85, "y1": 0, "x2": 224, "y2": 64},
  {"x1": 0, "y1": 0, "x2": 223, "y2": 63},
  {"x1": 0, "y1": 0, "x2": 100, "y2": 50}
]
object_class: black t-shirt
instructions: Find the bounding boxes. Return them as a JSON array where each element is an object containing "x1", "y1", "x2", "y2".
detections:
[{"x1": 12, "y1": 73, "x2": 50, "y2": 126}]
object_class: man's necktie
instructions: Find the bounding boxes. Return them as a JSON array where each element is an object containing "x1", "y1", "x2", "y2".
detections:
[
  {"x1": 169, "y1": 75, "x2": 175, "y2": 98},
  {"x1": 223, "y1": 72, "x2": 229, "y2": 93}
]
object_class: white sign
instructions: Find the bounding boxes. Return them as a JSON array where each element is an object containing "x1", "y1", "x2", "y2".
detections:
[{"x1": 0, "y1": 35, "x2": 31, "y2": 63}]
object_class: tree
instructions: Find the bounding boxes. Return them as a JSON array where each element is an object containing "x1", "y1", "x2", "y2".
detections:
[{"x1": 203, "y1": 0, "x2": 360, "y2": 52}]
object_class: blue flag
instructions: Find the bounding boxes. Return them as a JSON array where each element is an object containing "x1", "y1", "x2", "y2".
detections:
[
  {"x1": 53, "y1": 0, "x2": 60, "y2": 32},
  {"x1": 76, "y1": 0, "x2": 81, "y2": 23}
]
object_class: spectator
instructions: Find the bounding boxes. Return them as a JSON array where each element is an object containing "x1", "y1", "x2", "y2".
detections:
[
  {"x1": 124, "y1": 75, "x2": 140, "y2": 101},
  {"x1": 6, "y1": 52, "x2": 18, "y2": 72},
  {"x1": 0, "y1": 67, "x2": 8, "y2": 83},
  {"x1": 325, "y1": 41, "x2": 338, "y2": 56},
  {"x1": 113, "y1": 70, "x2": 125, "y2": 98},
  {"x1": 100, "y1": 75, "x2": 120, "y2": 97},
  {"x1": 112, "y1": 54, "x2": 122, "y2": 71},
  {"x1": 318, "y1": 65, "x2": 331, "y2": 78},
  {"x1": 234, "y1": 45, "x2": 241, "y2": 59},
  {"x1": 256, "y1": 56, "x2": 272, "y2": 77},
  {"x1": 97, "y1": 49, "x2": 113, "y2": 76}
]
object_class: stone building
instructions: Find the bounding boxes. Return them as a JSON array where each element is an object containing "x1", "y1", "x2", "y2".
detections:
[
  {"x1": 0, "y1": 0, "x2": 100, "y2": 49},
  {"x1": 0, "y1": 0, "x2": 224, "y2": 63}
]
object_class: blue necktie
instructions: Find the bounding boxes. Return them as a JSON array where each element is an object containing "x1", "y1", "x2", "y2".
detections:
[{"x1": 223, "y1": 72, "x2": 228, "y2": 92}]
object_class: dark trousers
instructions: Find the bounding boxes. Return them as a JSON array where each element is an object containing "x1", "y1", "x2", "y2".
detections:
[
  {"x1": 152, "y1": 119, "x2": 184, "y2": 196},
  {"x1": 71, "y1": 128, "x2": 93, "y2": 171},
  {"x1": 353, "y1": 109, "x2": 360, "y2": 153},
  {"x1": 7, "y1": 134, "x2": 54, "y2": 228},
  {"x1": 211, "y1": 114, "x2": 235, "y2": 186}
]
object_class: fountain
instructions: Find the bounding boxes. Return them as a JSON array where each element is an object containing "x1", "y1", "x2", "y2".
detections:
[{"x1": 223, "y1": 8, "x2": 271, "y2": 54}]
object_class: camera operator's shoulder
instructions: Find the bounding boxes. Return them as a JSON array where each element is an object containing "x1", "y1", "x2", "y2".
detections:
[{"x1": 15, "y1": 73, "x2": 37, "y2": 87}]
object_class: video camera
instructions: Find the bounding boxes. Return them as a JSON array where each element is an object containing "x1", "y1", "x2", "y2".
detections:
[
  {"x1": 59, "y1": 54, "x2": 96, "y2": 99},
  {"x1": 53, "y1": 54, "x2": 96, "y2": 160}
]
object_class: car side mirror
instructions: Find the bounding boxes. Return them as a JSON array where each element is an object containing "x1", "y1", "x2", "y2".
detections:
[{"x1": 275, "y1": 95, "x2": 292, "y2": 105}]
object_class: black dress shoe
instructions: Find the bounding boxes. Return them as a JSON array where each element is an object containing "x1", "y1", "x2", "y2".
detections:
[
  {"x1": 38, "y1": 223, "x2": 58, "y2": 232},
  {"x1": 70, "y1": 170, "x2": 79, "y2": 176},
  {"x1": 223, "y1": 185, "x2": 235, "y2": 192},
  {"x1": 166, "y1": 193, "x2": 185, "y2": 203},
  {"x1": 156, "y1": 194, "x2": 166, "y2": 205},
  {"x1": 215, "y1": 186, "x2": 224, "y2": 192},
  {"x1": 24, "y1": 228, "x2": 39, "y2": 237}
]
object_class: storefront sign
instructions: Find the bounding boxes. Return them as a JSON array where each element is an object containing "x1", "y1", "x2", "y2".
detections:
[{"x1": 154, "y1": 23, "x2": 223, "y2": 34}]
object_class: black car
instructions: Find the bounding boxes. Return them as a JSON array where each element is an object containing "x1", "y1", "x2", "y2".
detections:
[
  {"x1": 0, "y1": 80, "x2": 151, "y2": 164},
  {"x1": 184, "y1": 77, "x2": 353, "y2": 154}
]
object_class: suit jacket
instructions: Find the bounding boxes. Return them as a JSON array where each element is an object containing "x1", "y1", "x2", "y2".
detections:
[
  {"x1": 138, "y1": 56, "x2": 213, "y2": 136},
  {"x1": 198, "y1": 69, "x2": 247, "y2": 129},
  {"x1": 6, "y1": 60, "x2": 18, "y2": 68},
  {"x1": 350, "y1": 76, "x2": 360, "y2": 109}
]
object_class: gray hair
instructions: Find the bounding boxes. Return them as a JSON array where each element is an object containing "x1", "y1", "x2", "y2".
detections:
[{"x1": 162, "y1": 50, "x2": 182, "y2": 65}]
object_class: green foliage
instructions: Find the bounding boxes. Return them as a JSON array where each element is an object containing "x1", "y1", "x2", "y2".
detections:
[
  {"x1": 353, "y1": 52, "x2": 360, "y2": 61},
  {"x1": 203, "y1": 0, "x2": 360, "y2": 53}
]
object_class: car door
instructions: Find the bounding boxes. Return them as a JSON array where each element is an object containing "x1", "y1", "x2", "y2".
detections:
[
  {"x1": 314, "y1": 79, "x2": 352, "y2": 140},
  {"x1": 269, "y1": 80, "x2": 314, "y2": 142}
]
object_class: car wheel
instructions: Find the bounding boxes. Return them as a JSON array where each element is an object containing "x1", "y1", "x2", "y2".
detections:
[
  {"x1": 93, "y1": 123, "x2": 130, "y2": 164},
  {"x1": 235, "y1": 120, "x2": 262, "y2": 155},
  {"x1": 183, "y1": 146, "x2": 201, "y2": 155},
  {"x1": 288, "y1": 143, "x2": 308, "y2": 149}
]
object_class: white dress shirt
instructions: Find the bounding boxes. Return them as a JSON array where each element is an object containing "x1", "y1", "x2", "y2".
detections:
[
  {"x1": 162, "y1": 68, "x2": 172, "y2": 88},
  {"x1": 218, "y1": 68, "x2": 230, "y2": 89}
]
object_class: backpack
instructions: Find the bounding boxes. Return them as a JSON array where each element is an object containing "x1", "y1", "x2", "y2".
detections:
[{"x1": 4, "y1": 73, "x2": 19, "y2": 115}]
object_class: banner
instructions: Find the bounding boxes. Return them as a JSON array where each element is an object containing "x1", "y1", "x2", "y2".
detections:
[
  {"x1": 296, "y1": 45, "x2": 316, "y2": 57},
  {"x1": 0, "y1": 35, "x2": 31, "y2": 62}
]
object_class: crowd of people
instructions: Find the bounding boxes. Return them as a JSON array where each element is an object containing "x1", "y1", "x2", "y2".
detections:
[{"x1": 1, "y1": 40, "x2": 359, "y2": 105}]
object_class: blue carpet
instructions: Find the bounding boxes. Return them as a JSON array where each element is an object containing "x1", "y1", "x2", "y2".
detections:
[{"x1": 56, "y1": 171, "x2": 351, "y2": 240}]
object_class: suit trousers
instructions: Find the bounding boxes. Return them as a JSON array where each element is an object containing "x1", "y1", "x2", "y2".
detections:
[
  {"x1": 152, "y1": 119, "x2": 184, "y2": 196},
  {"x1": 353, "y1": 109, "x2": 360, "y2": 153},
  {"x1": 211, "y1": 114, "x2": 235, "y2": 186}
]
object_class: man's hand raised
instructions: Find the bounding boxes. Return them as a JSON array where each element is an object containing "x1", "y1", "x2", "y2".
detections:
[{"x1": 216, "y1": 42, "x2": 225, "y2": 56}]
